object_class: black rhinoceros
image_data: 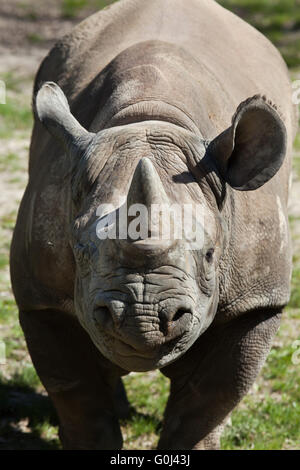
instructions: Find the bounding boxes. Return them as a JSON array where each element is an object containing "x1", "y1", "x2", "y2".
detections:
[{"x1": 10, "y1": 0, "x2": 297, "y2": 450}]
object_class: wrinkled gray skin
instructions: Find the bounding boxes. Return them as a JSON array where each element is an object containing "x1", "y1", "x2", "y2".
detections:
[{"x1": 10, "y1": 0, "x2": 298, "y2": 450}]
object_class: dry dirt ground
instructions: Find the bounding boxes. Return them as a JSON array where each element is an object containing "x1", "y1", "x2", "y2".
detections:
[{"x1": 0, "y1": 0, "x2": 299, "y2": 450}]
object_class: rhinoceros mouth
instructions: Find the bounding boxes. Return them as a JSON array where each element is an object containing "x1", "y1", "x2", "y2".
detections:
[
  {"x1": 112, "y1": 338, "x2": 159, "y2": 359},
  {"x1": 108, "y1": 330, "x2": 195, "y2": 372},
  {"x1": 90, "y1": 304, "x2": 194, "y2": 369}
]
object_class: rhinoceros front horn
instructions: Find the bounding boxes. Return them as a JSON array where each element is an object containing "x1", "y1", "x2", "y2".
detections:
[
  {"x1": 118, "y1": 158, "x2": 176, "y2": 249},
  {"x1": 35, "y1": 82, "x2": 95, "y2": 156},
  {"x1": 127, "y1": 158, "x2": 169, "y2": 209}
]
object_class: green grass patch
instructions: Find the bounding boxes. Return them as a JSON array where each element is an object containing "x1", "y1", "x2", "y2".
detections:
[
  {"x1": 0, "y1": 299, "x2": 17, "y2": 324},
  {"x1": 123, "y1": 372, "x2": 169, "y2": 417},
  {"x1": 294, "y1": 133, "x2": 300, "y2": 152},
  {"x1": 1, "y1": 72, "x2": 23, "y2": 93},
  {"x1": 220, "y1": 0, "x2": 300, "y2": 26},
  {"x1": 221, "y1": 395, "x2": 300, "y2": 450},
  {"x1": 0, "y1": 98, "x2": 33, "y2": 138},
  {"x1": 0, "y1": 372, "x2": 60, "y2": 450},
  {"x1": 0, "y1": 211, "x2": 17, "y2": 231},
  {"x1": 124, "y1": 413, "x2": 160, "y2": 441},
  {"x1": 61, "y1": 0, "x2": 117, "y2": 18},
  {"x1": 62, "y1": 0, "x2": 88, "y2": 17},
  {"x1": 288, "y1": 265, "x2": 300, "y2": 309},
  {"x1": 27, "y1": 33, "x2": 44, "y2": 44},
  {"x1": 0, "y1": 153, "x2": 23, "y2": 173},
  {"x1": 222, "y1": 317, "x2": 300, "y2": 450},
  {"x1": 121, "y1": 372, "x2": 169, "y2": 447},
  {"x1": 10, "y1": 366, "x2": 41, "y2": 390},
  {"x1": 0, "y1": 252, "x2": 9, "y2": 270}
]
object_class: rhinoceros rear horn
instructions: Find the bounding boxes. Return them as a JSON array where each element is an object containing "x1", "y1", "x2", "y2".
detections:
[
  {"x1": 208, "y1": 95, "x2": 287, "y2": 191},
  {"x1": 35, "y1": 82, "x2": 95, "y2": 155}
]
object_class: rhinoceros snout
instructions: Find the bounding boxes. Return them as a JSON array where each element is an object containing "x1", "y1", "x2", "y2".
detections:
[{"x1": 93, "y1": 297, "x2": 193, "y2": 349}]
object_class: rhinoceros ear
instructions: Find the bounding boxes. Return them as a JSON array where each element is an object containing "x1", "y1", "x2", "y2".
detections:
[
  {"x1": 208, "y1": 95, "x2": 287, "y2": 191},
  {"x1": 35, "y1": 81, "x2": 95, "y2": 155}
]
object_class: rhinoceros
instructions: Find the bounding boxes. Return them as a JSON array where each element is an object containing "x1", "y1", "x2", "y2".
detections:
[{"x1": 10, "y1": 0, "x2": 297, "y2": 450}]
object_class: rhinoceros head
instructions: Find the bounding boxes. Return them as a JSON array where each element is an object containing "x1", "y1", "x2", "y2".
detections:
[{"x1": 36, "y1": 82, "x2": 287, "y2": 371}]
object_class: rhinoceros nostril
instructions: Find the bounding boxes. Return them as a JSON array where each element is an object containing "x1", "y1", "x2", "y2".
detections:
[
  {"x1": 93, "y1": 306, "x2": 113, "y2": 330},
  {"x1": 159, "y1": 308, "x2": 192, "y2": 337},
  {"x1": 172, "y1": 308, "x2": 188, "y2": 322},
  {"x1": 94, "y1": 296, "x2": 126, "y2": 330}
]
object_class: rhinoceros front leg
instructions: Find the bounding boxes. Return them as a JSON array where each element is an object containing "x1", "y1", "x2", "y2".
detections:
[
  {"x1": 158, "y1": 310, "x2": 282, "y2": 450},
  {"x1": 19, "y1": 308, "x2": 127, "y2": 449}
]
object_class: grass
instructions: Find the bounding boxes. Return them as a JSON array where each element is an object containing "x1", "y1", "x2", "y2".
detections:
[
  {"x1": 121, "y1": 372, "x2": 169, "y2": 448},
  {"x1": 0, "y1": 373, "x2": 60, "y2": 449},
  {"x1": 62, "y1": 0, "x2": 88, "y2": 17},
  {"x1": 61, "y1": 0, "x2": 116, "y2": 18},
  {"x1": 221, "y1": 321, "x2": 300, "y2": 449},
  {"x1": 0, "y1": 253, "x2": 9, "y2": 270},
  {"x1": 0, "y1": 99, "x2": 33, "y2": 138},
  {"x1": 222, "y1": 396, "x2": 300, "y2": 450},
  {"x1": 0, "y1": 70, "x2": 34, "y2": 139},
  {"x1": 0, "y1": 153, "x2": 23, "y2": 173},
  {"x1": 289, "y1": 264, "x2": 300, "y2": 309},
  {"x1": 27, "y1": 33, "x2": 44, "y2": 44},
  {"x1": 0, "y1": 71, "x2": 33, "y2": 94},
  {"x1": 293, "y1": 154, "x2": 300, "y2": 178},
  {"x1": 0, "y1": 0, "x2": 299, "y2": 451}
]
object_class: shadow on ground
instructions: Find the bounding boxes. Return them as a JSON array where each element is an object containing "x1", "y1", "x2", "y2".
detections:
[
  {"x1": 0, "y1": 378, "x2": 162, "y2": 449},
  {"x1": 0, "y1": 380, "x2": 60, "y2": 450}
]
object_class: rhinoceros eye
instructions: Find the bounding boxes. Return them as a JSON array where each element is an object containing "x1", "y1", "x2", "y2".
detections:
[
  {"x1": 74, "y1": 243, "x2": 87, "y2": 261},
  {"x1": 205, "y1": 248, "x2": 214, "y2": 264}
]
